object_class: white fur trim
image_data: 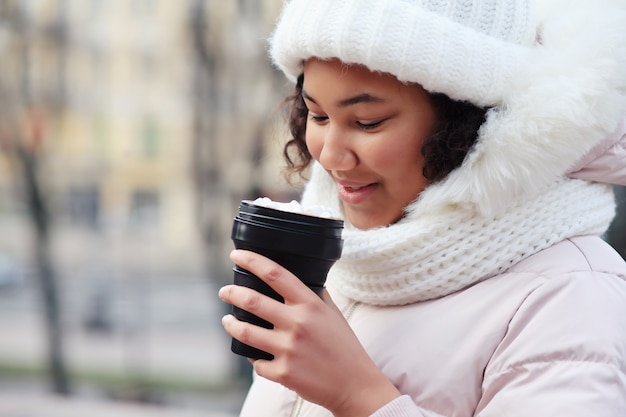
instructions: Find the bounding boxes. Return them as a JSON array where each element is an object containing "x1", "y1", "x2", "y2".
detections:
[{"x1": 410, "y1": 0, "x2": 626, "y2": 217}]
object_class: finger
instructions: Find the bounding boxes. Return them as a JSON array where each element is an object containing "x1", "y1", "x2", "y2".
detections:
[
  {"x1": 219, "y1": 284, "x2": 286, "y2": 326},
  {"x1": 221, "y1": 314, "x2": 278, "y2": 356},
  {"x1": 230, "y1": 249, "x2": 315, "y2": 304}
]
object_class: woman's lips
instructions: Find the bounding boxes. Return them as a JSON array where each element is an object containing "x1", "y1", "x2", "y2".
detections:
[{"x1": 337, "y1": 182, "x2": 377, "y2": 205}]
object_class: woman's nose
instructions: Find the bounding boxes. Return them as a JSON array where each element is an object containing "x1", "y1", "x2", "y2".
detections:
[{"x1": 317, "y1": 126, "x2": 357, "y2": 171}]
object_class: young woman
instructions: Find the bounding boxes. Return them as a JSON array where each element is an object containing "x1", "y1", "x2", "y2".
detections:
[{"x1": 219, "y1": 0, "x2": 626, "y2": 416}]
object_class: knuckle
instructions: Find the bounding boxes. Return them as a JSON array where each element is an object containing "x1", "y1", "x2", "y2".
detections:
[
  {"x1": 307, "y1": 298, "x2": 326, "y2": 315},
  {"x1": 274, "y1": 362, "x2": 292, "y2": 386},
  {"x1": 265, "y1": 263, "x2": 283, "y2": 282},
  {"x1": 283, "y1": 318, "x2": 309, "y2": 351},
  {"x1": 238, "y1": 324, "x2": 252, "y2": 344},
  {"x1": 242, "y1": 292, "x2": 261, "y2": 311},
  {"x1": 245, "y1": 252, "x2": 286, "y2": 285},
  {"x1": 289, "y1": 325, "x2": 309, "y2": 347}
]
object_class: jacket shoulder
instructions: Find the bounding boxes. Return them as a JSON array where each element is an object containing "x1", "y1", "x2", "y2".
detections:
[
  {"x1": 568, "y1": 116, "x2": 626, "y2": 185},
  {"x1": 479, "y1": 236, "x2": 626, "y2": 415},
  {"x1": 507, "y1": 235, "x2": 626, "y2": 278}
]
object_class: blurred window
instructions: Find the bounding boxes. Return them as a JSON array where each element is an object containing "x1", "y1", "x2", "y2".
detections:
[
  {"x1": 91, "y1": 0, "x2": 104, "y2": 15},
  {"x1": 129, "y1": 189, "x2": 159, "y2": 230},
  {"x1": 92, "y1": 116, "x2": 109, "y2": 152},
  {"x1": 17, "y1": 0, "x2": 32, "y2": 16},
  {"x1": 0, "y1": 1, "x2": 12, "y2": 16},
  {"x1": 91, "y1": 47, "x2": 109, "y2": 81},
  {"x1": 238, "y1": 0, "x2": 260, "y2": 17},
  {"x1": 132, "y1": 0, "x2": 157, "y2": 15},
  {"x1": 139, "y1": 52, "x2": 157, "y2": 79},
  {"x1": 141, "y1": 118, "x2": 160, "y2": 158},
  {"x1": 0, "y1": 185, "x2": 19, "y2": 213},
  {"x1": 69, "y1": 187, "x2": 100, "y2": 229}
]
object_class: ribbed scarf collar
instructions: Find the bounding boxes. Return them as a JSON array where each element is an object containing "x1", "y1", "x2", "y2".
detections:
[{"x1": 302, "y1": 166, "x2": 615, "y2": 306}]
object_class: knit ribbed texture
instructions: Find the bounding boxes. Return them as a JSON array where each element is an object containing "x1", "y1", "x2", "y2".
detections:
[
  {"x1": 302, "y1": 169, "x2": 615, "y2": 306},
  {"x1": 270, "y1": 0, "x2": 536, "y2": 106}
]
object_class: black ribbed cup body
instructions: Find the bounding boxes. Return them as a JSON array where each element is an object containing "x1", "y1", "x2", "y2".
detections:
[{"x1": 229, "y1": 200, "x2": 344, "y2": 360}]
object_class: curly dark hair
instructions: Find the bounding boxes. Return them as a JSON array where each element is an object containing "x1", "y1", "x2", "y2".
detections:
[{"x1": 282, "y1": 74, "x2": 488, "y2": 183}]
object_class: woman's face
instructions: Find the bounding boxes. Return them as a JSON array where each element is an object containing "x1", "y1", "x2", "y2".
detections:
[{"x1": 303, "y1": 58, "x2": 437, "y2": 230}]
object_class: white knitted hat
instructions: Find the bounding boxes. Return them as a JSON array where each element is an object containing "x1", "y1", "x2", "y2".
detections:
[{"x1": 269, "y1": 0, "x2": 538, "y2": 107}]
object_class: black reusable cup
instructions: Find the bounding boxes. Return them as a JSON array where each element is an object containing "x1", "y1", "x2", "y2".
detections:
[{"x1": 229, "y1": 200, "x2": 344, "y2": 360}]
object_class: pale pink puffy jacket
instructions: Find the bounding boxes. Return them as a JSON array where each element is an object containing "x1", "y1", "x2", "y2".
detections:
[
  {"x1": 239, "y1": 119, "x2": 626, "y2": 417},
  {"x1": 569, "y1": 117, "x2": 626, "y2": 185}
]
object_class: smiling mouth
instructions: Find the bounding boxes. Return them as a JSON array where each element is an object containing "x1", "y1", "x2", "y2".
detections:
[
  {"x1": 337, "y1": 182, "x2": 378, "y2": 204},
  {"x1": 345, "y1": 184, "x2": 371, "y2": 191}
]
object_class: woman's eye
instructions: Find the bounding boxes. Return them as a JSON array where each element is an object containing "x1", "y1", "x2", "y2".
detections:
[
  {"x1": 309, "y1": 114, "x2": 328, "y2": 123},
  {"x1": 357, "y1": 120, "x2": 384, "y2": 130}
]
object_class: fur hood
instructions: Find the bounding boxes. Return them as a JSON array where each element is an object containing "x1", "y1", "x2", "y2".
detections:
[
  {"x1": 301, "y1": 0, "x2": 626, "y2": 220},
  {"x1": 409, "y1": 0, "x2": 626, "y2": 218}
]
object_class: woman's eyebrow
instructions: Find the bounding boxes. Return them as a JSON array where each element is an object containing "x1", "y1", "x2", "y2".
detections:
[
  {"x1": 338, "y1": 93, "x2": 385, "y2": 107},
  {"x1": 302, "y1": 90, "x2": 385, "y2": 107},
  {"x1": 301, "y1": 89, "x2": 317, "y2": 104}
]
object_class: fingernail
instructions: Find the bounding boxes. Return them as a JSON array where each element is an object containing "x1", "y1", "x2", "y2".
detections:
[
  {"x1": 230, "y1": 249, "x2": 243, "y2": 262},
  {"x1": 222, "y1": 314, "x2": 234, "y2": 325}
]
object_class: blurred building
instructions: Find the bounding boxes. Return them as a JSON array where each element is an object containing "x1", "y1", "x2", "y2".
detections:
[
  {"x1": 0, "y1": 0, "x2": 288, "y2": 277},
  {"x1": 54, "y1": 0, "x2": 200, "y2": 273},
  {"x1": 0, "y1": 0, "x2": 287, "y2": 411}
]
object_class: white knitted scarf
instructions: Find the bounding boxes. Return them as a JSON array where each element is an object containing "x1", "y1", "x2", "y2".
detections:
[{"x1": 302, "y1": 169, "x2": 616, "y2": 306}]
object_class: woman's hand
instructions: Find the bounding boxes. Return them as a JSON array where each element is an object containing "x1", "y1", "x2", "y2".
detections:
[{"x1": 219, "y1": 249, "x2": 401, "y2": 417}]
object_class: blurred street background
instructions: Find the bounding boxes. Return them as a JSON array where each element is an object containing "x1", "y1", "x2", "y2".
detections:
[
  {"x1": 0, "y1": 1, "x2": 298, "y2": 415},
  {"x1": 0, "y1": 1, "x2": 624, "y2": 416}
]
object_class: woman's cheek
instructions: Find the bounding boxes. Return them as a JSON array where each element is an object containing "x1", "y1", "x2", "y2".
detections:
[{"x1": 305, "y1": 128, "x2": 323, "y2": 161}]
